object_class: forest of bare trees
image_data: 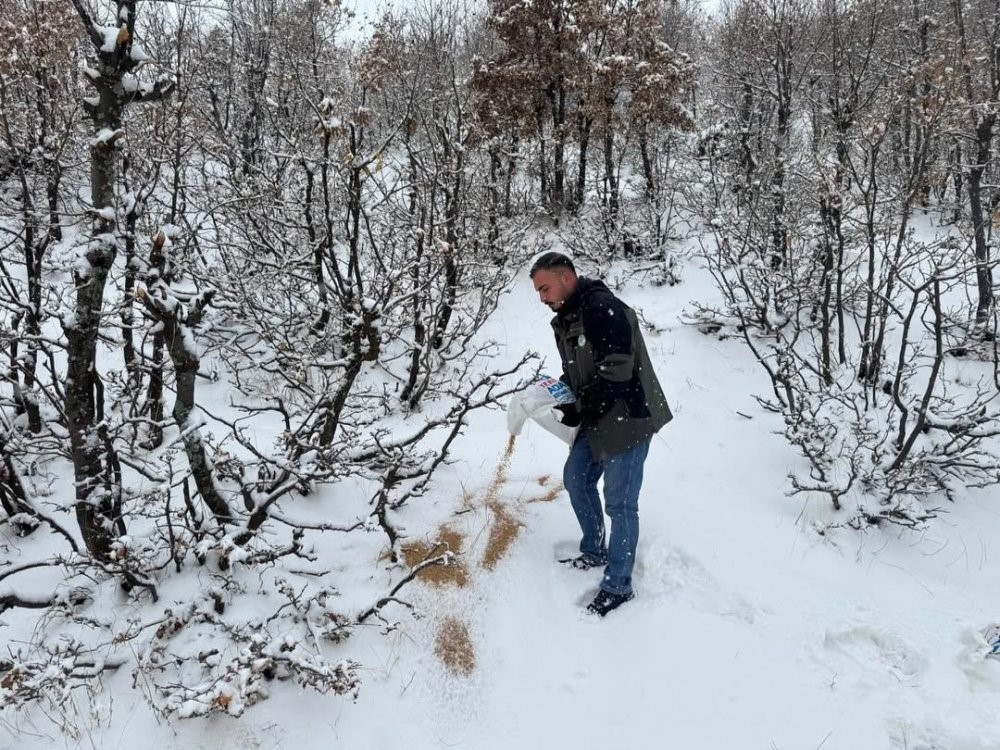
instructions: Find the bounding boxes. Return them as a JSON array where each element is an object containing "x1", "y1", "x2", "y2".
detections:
[
  {"x1": 697, "y1": 0, "x2": 1000, "y2": 526},
  {"x1": 0, "y1": 0, "x2": 998, "y2": 729}
]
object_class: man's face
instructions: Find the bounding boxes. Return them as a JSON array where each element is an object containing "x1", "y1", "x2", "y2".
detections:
[{"x1": 532, "y1": 268, "x2": 576, "y2": 311}]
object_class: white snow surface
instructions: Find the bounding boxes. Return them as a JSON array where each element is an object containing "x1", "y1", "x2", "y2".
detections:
[
  {"x1": 98, "y1": 24, "x2": 120, "y2": 53},
  {"x1": 91, "y1": 128, "x2": 125, "y2": 146},
  {"x1": 8, "y1": 254, "x2": 1000, "y2": 750}
]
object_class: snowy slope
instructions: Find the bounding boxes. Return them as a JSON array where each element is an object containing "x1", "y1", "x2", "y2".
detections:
[
  {"x1": 7, "y1": 251, "x2": 1000, "y2": 750},
  {"x1": 316, "y1": 253, "x2": 1000, "y2": 750}
]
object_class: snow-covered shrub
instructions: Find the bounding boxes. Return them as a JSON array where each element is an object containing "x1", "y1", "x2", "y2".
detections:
[{"x1": 0, "y1": 0, "x2": 540, "y2": 733}]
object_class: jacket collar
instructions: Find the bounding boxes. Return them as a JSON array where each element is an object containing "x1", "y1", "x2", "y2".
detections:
[{"x1": 556, "y1": 276, "x2": 595, "y2": 319}]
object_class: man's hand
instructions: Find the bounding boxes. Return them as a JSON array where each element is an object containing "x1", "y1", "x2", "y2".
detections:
[{"x1": 554, "y1": 403, "x2": 583, "y2": 427}]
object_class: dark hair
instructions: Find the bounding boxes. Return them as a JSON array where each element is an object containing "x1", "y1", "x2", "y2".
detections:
[{"x1": 529, "y1": 252, "x2": 576, "y2": 278}]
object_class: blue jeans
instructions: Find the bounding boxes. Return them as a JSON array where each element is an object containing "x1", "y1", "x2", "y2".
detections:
[{"x1": 563, "y1": 431, "x2": 650, "y2": 596}]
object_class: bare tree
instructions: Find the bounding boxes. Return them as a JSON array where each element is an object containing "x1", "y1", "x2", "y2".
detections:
[
  {"x1": 949, "y1": 0, "x2": 998, "y2": 335},
  {"x1": 63, "y1": 0, "x2": 174, "y2": 558}
]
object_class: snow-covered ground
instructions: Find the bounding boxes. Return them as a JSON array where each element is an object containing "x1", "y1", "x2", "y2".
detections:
[{"x1": 8, "y1": 250, "x2": 1000, "y2": 750}]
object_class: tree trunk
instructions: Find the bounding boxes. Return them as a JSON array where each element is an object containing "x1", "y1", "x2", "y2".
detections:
[
  {"x1": 318, "y1": 315, "x2": 380, "y2": 446},
  {"x1": 951, "y1": 140, "x2": 964, "y2": 225},
  {"x1": 575, "y1": 112, "x2": 592, "y2": 210},
  {"x1": 65, "y1": 130, "x2": 121, "y2": 559},
  {"x1": 967, "y1": 116, "x2": 996, "y2": 330},
  {"x1": 639, "y1": 125, "x2": 655, "y2": 201},
  {"x1": 858, "y1": 140, "x2": 881, "y2": 384},
  {"x1": 536, "y1": 103, "x2": 548, "y2": 207},
  {"x1": 0, "y1": 430, "x2": 33, "y2": 520},
  {"x1": 303, "y1": 161, "x2": 330, "y2": 333},
  {"x1": 434, "y1": 119, "x2": 462, "y2": 350},
  {"x1": 402, "y1": 206, "x2": 427, "y2": 407},
  {"x1": 770, "y1": 48, "x2": 791, "y2": 270},
  {"x1": 121, "y1": 152, "x2": 140, "y2": 391},
  {"x1": 143, "y1": 218, "x2": 168, "y2": 449},
  {"x1": 547, "y1": 80, "x2": 567, "y2": 216},
  {"x1": 488, "y1": 144, "x2": 502, "y2": 253},
  {"x1": 603, "y1": 109, "x2": 619, "y2": 220},
  {"x1": 952, "y1": 0, "x2": 996, "y2": 333},
  {"x1": 141, "y1": 284, "x2": 231, "y2": 525},
  {"x1": 19, "y1": 204, "x2": 43, "y2": 434},
  {"x1": 66, "y1": 0, "x2": 175, "y2": 558},
  {"x1": 505, "y1": 134, "x2": 517, "y2": 217}
]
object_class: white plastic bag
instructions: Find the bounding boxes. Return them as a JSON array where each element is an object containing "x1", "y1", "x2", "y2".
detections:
[
  {"x1": 984, "y1": 624, "x2": 1000, "y2": 659},
  {"x1": 506, "y1": 375, "x2": 579, "y2": 445}
]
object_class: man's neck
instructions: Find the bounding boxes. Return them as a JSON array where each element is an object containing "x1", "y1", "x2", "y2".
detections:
[{"x1": 557, "y1": 277, "x2": 587, "y2": 316}]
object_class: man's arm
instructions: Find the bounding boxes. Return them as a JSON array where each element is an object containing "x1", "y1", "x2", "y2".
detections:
[{"x1": 579, "y1": 298, "x2": 634, "y2": 417}]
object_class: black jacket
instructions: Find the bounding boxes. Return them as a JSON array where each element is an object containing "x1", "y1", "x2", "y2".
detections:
[{"x1": 552, "y1": 277, "x2": 672, "y2": 460}]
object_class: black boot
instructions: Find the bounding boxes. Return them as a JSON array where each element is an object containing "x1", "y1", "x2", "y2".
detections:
[
  {"x1": 558, "y1": 554, "x2": 607, "y2": 570},
  {"x1": 586, "y1": 589, "x2": 634, "y2": 616}
]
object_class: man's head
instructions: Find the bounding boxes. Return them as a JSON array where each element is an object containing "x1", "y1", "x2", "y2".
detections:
[{"x1": 530, "y1": 252, "x2": 578, "y2": 311}]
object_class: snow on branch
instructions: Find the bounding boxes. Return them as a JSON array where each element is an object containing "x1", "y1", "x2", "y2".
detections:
[{"x1": 136, "y1": 584, "x2": 359, "y2": 718}]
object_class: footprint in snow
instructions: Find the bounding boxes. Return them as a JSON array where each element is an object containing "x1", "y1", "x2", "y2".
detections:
[
  {"x1": 822, "y1": 624, "x2": 927, "y2": 684},
  {"x1": 888, "y1": 716, "x2": 1000, "y2": 750},
  {"x1": 635, "y1": 542, "x2": 759, "y2": 624}
]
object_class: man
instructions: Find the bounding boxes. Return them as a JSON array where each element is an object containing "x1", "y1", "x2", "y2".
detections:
[{"x1": 530, "y1": 252, "x2": 672, "y2": 616}]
